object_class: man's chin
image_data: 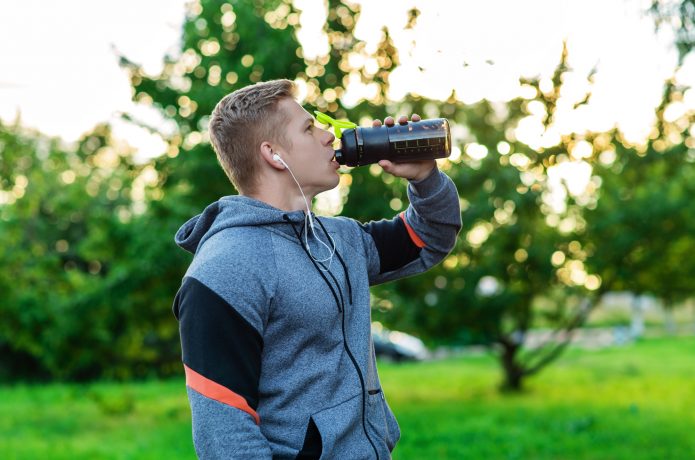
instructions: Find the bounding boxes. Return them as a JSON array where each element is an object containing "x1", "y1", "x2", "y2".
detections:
[
  {"x1": 316, "y1": 177, "x2": 340, "y2": 195},
  {"x1": 326, "y1": 170, "x2": 340, "y2": 185}
]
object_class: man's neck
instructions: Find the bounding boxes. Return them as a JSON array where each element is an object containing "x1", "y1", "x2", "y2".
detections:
[{"x1": 245, "y1": 189, "x2": 314, "y2": 213}]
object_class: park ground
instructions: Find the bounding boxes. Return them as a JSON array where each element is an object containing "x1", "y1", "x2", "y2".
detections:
[{"x1": 1, "y1": 336, "x2": 694, "y2": 459}]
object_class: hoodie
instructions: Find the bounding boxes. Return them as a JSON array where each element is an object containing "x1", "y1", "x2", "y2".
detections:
[{"x1": 173, "y1": 168, "x2": 461, "y2": 459}]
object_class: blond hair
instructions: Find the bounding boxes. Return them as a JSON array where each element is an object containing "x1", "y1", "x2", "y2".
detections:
[{"x1": 208, "y1": 79, "x2": 296, "y2": 194}]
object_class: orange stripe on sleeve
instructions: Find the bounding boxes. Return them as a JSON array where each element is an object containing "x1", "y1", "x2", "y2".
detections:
[
  {"x1": 399, "y1": 212, "x2": 426, "y2": 248},
  {"x1": 184, "y1": 364, "x2": 260, "y2": 425}
]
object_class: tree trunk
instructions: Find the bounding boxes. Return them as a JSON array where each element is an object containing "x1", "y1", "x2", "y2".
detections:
[
  {"x1": 498, "y1": 339, "x2": 524, "y2": 392},
  {"x1": 663, "y1": 301, "x2": 676, "y2": 335},
  {"x1": 630, "y1": 295, "x2": 645, "y2": 339}
]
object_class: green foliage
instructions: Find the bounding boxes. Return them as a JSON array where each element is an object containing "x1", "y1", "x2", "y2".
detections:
[
  {"x1": 1, "y1": 337, "x2": 694, "y2": 459},
  {"x1": 1, "y1": 0, "x2": 693, "y2": 391},
  {"x1": 120, "y1": 0, "x2": 306, "y2": 206},
  {"x1": 582, "y1": 128, "x2": 695, "y2": 306},
  {"x1": 0, "y1": 121, "x2": 184, "y2": 381}
]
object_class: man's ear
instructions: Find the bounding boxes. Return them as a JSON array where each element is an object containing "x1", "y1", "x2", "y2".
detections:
[{"x1": 260, "y1": 141, "x2": 285, "y2": 170}]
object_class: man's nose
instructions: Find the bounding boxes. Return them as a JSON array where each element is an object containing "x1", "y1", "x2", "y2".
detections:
[{"x1": 322, "y1": 128, "x2": 335, "y2": 146}]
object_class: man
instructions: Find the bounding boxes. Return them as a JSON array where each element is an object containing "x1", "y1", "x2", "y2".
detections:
[{"x1": 173, "y1": 79, "x2": 461, "y2": 459}]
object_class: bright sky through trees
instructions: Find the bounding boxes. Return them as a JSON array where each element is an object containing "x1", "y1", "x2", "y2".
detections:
[{"x1": 1, "y1": 0, "x2": 692, "y2": 164}]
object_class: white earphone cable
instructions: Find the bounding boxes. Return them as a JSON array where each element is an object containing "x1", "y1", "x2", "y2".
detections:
[{"x1": 275, "y1": 154, "x2": 336, "y2": 269}]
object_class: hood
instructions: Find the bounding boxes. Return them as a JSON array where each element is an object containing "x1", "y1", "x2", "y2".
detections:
[{"x1": 175, "y1": 195, "x2": 308, "y2": 254}]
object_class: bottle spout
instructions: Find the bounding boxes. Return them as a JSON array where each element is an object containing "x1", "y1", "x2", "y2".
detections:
[{"x1": 334, "y1": 149, "x2": 346, "y2": 165}]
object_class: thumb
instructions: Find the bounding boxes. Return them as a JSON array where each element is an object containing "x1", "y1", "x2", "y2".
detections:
[{"x1": 378, "y1": 160, "x2": 394, "y2": 173}]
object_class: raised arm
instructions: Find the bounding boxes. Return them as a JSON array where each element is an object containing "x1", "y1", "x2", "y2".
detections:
[{"x1": 361, "y1": 166, "x2": 461, "y2": 285}]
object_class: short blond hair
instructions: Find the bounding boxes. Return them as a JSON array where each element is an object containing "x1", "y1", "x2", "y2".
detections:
[{"x1": 208, "y1": 79, "x2": 296, "y2": 194}]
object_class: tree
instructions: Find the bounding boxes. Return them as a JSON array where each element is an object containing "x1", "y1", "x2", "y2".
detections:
[
  {"x1": 0, "y1": 120, "x2": 181, "y2": 380},
  {"x1": 581, "y1": 77, "x2": 695, "y2": 333},
  {"x1": 352, "y1": 43, "x2": 605, "y2": 391},
  {"x1": 5, "y1": 0, "x2": 686, "y2": 387}
]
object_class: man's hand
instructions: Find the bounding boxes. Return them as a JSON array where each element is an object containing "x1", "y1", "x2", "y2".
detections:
[{"x1": 371, "y1": 114, "x2": 436, "y2": 182}]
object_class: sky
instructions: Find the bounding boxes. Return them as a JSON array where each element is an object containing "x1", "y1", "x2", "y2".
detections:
[
  {"x1": 1, "y1": 0, "x2": 693, "y2": 164},
  {"x1": 0, "y1": 0, "x2": 187, "y2": 159}
]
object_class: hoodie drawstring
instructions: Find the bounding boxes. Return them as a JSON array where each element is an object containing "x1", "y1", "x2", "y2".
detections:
[
  {"x1": 286, "y1": 216, "x2": 343, "y2": 313},
  {"x1": 316, "y1": 217, "x2": 353, "y2": 305},
  {"x1": 284, "y1": 214, "x2": 353, "y2": 309}
]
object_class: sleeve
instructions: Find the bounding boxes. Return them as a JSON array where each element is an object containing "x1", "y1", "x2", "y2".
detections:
[
  {"x1": 173, "y1": 276, "x2": 273, "y2": 459},
  {"x1": 360, "y1": 167, "x2": 461, "y2": 286}
]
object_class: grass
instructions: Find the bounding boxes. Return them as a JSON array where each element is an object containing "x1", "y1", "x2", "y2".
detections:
[
  {"x1": 1, "y1": 336, "x2": 694, "y2": 459},
  {"x1": 384, "y1": 336, "x2": 695, "y2": 459},
  {"x1": 0, "y1": 379, "x2": 193, "y2": 460}
]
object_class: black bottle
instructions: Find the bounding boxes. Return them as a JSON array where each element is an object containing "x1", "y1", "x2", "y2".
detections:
[{"x1": 334, "y1": 118, "x2": 451, "y2": 167}]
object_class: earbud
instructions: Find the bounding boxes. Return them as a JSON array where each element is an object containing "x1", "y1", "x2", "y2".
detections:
[{"x1": 272, "y1": 152, "x2": 285, "y2": 169}]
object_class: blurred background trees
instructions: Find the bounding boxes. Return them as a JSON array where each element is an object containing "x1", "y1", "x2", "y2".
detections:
[
  {"x1": 0, "y1": 122, "x2": 180, "y2": 380},
  {"x1": 650, "y1": 0, "x2": 694, "y2": 63},
  {"x1": 581, "y1": 77, "x2": 695, "y2": 335},
  {"x1": 0, "y1": 0, "x2": 693, "y2": 390}
]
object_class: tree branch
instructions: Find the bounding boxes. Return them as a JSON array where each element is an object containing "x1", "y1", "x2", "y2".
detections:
[{"x1": 519, "y1": 297, "x2": 594, "y2": 374}]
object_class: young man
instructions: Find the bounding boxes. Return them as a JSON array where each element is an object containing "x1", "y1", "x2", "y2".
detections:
[{"x1": 173, "y1": 79, "x2": 461, "y2": 459}]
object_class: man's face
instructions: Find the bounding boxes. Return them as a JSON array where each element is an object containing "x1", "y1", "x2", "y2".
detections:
[{"x1": 275, "y1": 98, "x2": 339, "y2": 196}]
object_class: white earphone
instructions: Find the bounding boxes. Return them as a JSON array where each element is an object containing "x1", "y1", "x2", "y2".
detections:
[{"x1": 272, "y1": 152, "x2": 285, "y2": 168}]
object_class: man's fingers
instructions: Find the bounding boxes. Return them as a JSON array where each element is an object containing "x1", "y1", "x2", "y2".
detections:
[
  {"x1": 376, "y1": 114, "x2": 421, "y2": 127},
  {"x1": 378, "y1": 160, "x2": 393, "y2": 171},
  {"x1": 379, "y1": 160, "x2": 407, "y2": 177}
]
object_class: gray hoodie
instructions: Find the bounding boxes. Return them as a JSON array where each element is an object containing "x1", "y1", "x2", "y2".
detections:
[{"x1": 173, "y1": 168, "x2": 461, "y2": 459}]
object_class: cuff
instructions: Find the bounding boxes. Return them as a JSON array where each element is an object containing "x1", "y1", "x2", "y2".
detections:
[{"x1": 409, "y1": 167, "x2": 443, "y2": 197}]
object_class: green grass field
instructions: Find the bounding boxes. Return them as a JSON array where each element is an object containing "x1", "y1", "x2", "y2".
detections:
[{"x1": 1, "y1": 336, "x2": 694, "y2": 459}]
